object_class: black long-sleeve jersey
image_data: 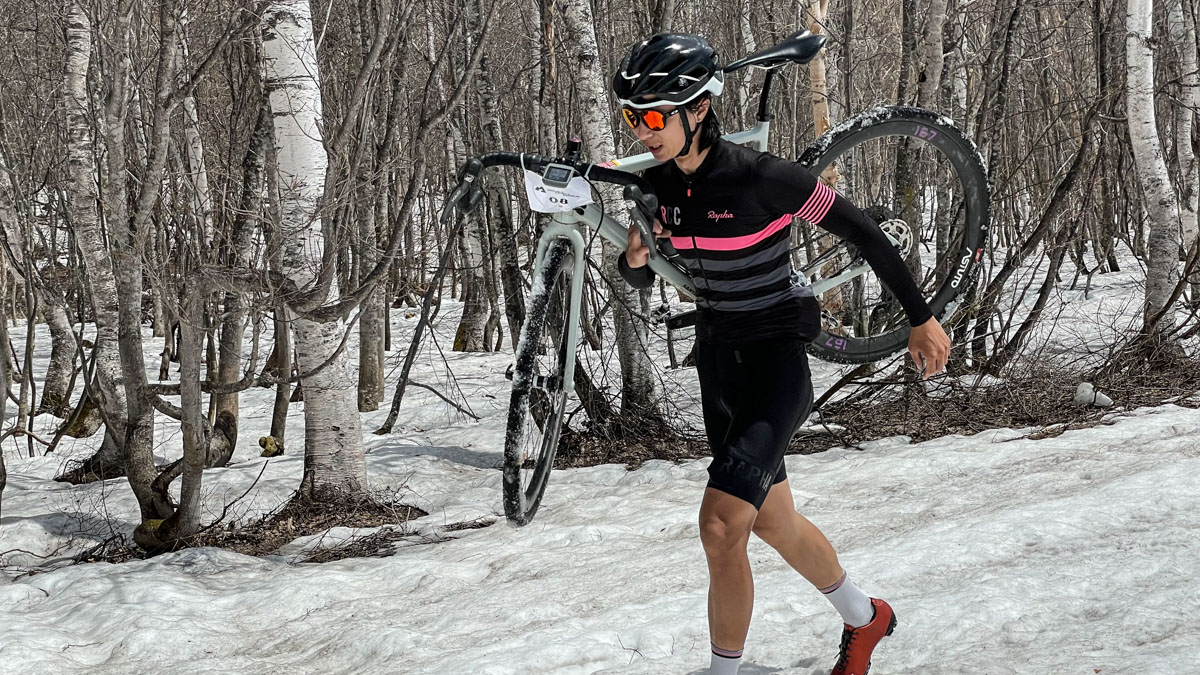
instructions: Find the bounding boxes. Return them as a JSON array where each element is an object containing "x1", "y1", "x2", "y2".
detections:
[{"x1": 618, "y1": 138, "x2": 933, "y2": 344}]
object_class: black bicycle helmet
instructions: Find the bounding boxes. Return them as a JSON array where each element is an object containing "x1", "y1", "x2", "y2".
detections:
[{"x1": 612, "y1": 33, "x2": 725, "y2": 109}]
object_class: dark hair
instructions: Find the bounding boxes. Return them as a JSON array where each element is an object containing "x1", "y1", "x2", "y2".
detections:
[{"x1": 689, "y1": 95, "x2": 722, "y2": 151}]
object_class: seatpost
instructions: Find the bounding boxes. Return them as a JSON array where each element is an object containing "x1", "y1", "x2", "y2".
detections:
[{"x1": 756, "y1": 70, "x2": 777, "y2": 123}]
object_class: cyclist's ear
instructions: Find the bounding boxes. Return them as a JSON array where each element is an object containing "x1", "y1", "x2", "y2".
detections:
[{"x1": 692, "y1": 97, "x2": 710, "y2": 124}]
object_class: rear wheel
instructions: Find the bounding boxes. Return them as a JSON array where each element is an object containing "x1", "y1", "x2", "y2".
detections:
[
  {"x1": 503, "y1": 239, "x2": 574, "y2": 525},
  {"x1": 797, "y1": 106, "x2": 991, "y2": 364}
]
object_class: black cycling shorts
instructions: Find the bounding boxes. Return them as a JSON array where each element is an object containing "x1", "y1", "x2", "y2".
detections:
[{"x1": 697, "y1": 337, "x2": 814, "y2": 509}]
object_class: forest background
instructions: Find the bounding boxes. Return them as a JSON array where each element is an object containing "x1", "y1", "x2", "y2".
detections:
[{"x1": 0, "y1": 0, "x2": 1196, "y2": 557}]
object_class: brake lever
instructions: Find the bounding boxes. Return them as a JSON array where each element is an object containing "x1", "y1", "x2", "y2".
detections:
[
  {"x1": 622, "y1": 184, "x2": 674, "y2": 260},
  {"x1": 452, "y1": 157, "x2": 485, "y2": 212},
  {"x1": 622, "y1": 184, "x2": 658, "y2": 220}
]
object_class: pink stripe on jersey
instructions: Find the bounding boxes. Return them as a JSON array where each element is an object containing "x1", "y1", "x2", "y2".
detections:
[
  {"x1": 667, "y1": 183, "x2": 836, "y2": 252},
  {"x1": 669, "y1": 213, "x2": 791, "y2": 251},
  {"x1": 797, "y1": 182, "x2": 836, "y2": 224}
]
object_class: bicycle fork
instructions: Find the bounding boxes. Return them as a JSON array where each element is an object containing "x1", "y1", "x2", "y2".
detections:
[{"x1": 519, "y1": 222, "x2": 588, "y2": 397}]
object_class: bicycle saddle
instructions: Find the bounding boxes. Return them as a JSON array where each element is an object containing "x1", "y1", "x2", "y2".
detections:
[{"x1": 723, "y1": 30, "x2": 827, "y2": 72}]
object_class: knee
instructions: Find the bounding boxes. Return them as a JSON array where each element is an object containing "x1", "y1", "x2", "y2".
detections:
[
  {"x1": 699, "y1": 512, "x2": 752, "y2": 559},
  {"x1": 751, "y1": 505, "x2": 801, "y2": 548},
  {"x1": 751, "y1": 518, "x2": 788, "y2": 548}
]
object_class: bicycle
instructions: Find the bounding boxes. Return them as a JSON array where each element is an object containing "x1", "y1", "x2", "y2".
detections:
[{"x1": 445, "y1": 29, "x2": 991, "y2": 525}]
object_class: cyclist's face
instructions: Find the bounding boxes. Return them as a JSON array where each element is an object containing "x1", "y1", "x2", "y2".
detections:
[{"x1": 629, "y1": 100, "x2": 708, "y2": 161}]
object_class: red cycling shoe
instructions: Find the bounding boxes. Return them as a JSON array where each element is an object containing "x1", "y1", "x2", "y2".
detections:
[{"x1": 830, "y1": 598, "x2": 897, "y2": 675}]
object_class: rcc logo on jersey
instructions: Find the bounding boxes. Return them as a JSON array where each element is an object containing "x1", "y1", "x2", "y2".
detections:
[{"x1": 659, "y1": 205, "x2": 682, "y2": 227}]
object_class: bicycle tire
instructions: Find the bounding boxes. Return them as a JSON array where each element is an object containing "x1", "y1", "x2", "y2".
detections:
[
  {"x1": 503, "y1": 239, "x2": 573, "y2": 525},
  {"x1": 798, "y1": 106, "x2": 991, "y2": 365}
]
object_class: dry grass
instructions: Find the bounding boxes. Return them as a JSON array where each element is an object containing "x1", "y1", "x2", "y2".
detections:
[
  {"x1": 193, "y1": 487, "x2": 428, "y2": 560},
  {"x1": 790, "y1": 342, "x2": 1200, "y2": 453},
  {"x1": 554, "y1": 343, "x2": 1200, "y2": 463},
  {"x1": 554, "y1": 428, "x2": 709, "y2": 470}
]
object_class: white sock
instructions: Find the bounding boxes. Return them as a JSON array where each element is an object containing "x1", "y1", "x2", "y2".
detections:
[
  {"x1": 819, "y1": 571, "x2": 875, "y2": 628},
  {"x1": 709, "y1": 644, "x2": 742, "y2": 674}
]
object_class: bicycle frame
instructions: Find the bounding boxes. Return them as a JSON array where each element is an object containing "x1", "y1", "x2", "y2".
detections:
[{"x1": 528, "y1": 116, "x2": 878, "y2": 396}]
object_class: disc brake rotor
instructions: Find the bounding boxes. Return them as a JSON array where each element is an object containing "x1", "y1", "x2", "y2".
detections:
[{"x1": 877, "y1": 219, "x2": 914, "y2": 258}]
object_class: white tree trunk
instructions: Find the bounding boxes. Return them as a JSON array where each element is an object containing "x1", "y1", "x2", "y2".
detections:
[
  {"x1": 807, "y1": 1, "x2": 833, "y2": 137},
  {"x1": 453, "y1": 211, "x2": 491, "y2": 352},
  {"x1": 263, "y1": 0, "x2": 367, "y2": 495},
  {"x1": 476, "y1": 30, "x2": 525, "y2": 346},
  {"x1": 40, "y1": 303, "x2": 77, "y2": 418},
  {"x1": 357, "y1": 179, "x2": 386, "y2": 411},
  {"x1": 0, "y1": 170, "x2": 11, "y2": 507},
  {"x1": 735, "y1": 0, "x2": 757, "y2": 129},
  {"x1": 806, "y1": 0, "x2": 851, "y2": 316},
  {"x1": 178, "y1": 8, "x2": 213, "y2": 244},
  {"x1": 448, "y1": 117, "x2": 490, "y2": 353},
  {"x1": 917, "y1": 0, "x2": 950, "y2": 109},
  {"x1": 451, "y1": 0, "x2": 491, "y2": 353},
  {"x1": 357, "y1": 189, "x2": 387, "y2": 411},
  {"x1": 175, "y1": 289, "x2": 206, "y2": 538},
  {"x1": 63, "y1": 1, "x2": 128, "y2": 469},
  {"x1": 0, "y1": 254, "x2": 6, "y2": 517},
  {"x1": 1167, "y1": 0, "x2": 1198, "y2": 253},
  {"x1": 655, "y1": 0, "x2": 677, "y2": 31},
  {"x1": 560, "y1": 0, "x2": 661, "y2": 422},
  {"x1": 536, "y1": 0, "x2": 558, "y2": 154},
  {"x1": 1127, "y1": 0, "x2": 1183, "y2": 330}
]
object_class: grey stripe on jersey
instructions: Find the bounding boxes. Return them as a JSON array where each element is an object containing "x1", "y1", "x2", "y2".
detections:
[
  {"x1": 693, "y1": 263, "x2": 793, "y2": 292},
  {"x1": 700, "y1": 285, "x2": 811, "y2": 312},
  {"x1": 679, "y1": 237, "x2": 791, "y2": 271}
]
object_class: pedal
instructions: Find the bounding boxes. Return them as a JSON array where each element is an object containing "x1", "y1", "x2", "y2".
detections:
[
  {"x1": 532, "y1": 374, "x2": 563, "y2": 391},
  {"x1": 666, "y1": 310, "x2": 698, "y2": 330}
]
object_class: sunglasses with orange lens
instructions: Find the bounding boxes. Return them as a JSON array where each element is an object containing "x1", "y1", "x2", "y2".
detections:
[{"x1": 620, "y1": 106, "x2": 682, "y2": 131}]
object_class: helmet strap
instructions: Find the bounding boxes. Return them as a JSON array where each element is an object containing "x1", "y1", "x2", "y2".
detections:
[{"x1": 676, "y1": 105, "x2": 696, "y2": 158}]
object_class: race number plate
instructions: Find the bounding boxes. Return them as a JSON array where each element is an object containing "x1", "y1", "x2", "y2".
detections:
[{"x1": 523, "y1": 170, "x2": 594, "y2": 213}]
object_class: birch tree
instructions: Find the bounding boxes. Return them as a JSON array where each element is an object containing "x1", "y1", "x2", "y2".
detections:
[
  {"x1": 60, "y1": 0, "x2": 129, "y2": 482},
  {"x1": 560, "y1": 0, "x2": 664, "y2": 428},
  {"x1": 917, "y1": 0, "x2": 951, "y2": 109},
  {"x1": 345, "y1": 0, "x2": 400, "y2": 413},
  {"x1": 0, "y1": 166, "x2": 11, "y2": 516},
  {"x1": 476, "y1": 3, "x2": 526, "y2": 345},
  {"x1": 453, "y1": 0, "x2": 493, "y2": 353},
  {"x1": 210, "y1": 35, "x2": 273, "y2": 461},
  {"x1": 807, "y1": 0, "x2": 833, "y2": 137},
  {"x1": 0, "y1": 255, "x2": 6, "y2": 518},
  {"x1": 263, "y1": 0, "x2": 367, "y2": 495},
  {"x1": 39, "y1": 303, "x2": 77, "y2": 418},
  {"x1": 1166, "y1": 0, "x2": 1198, "y2": 265},
  {"x1": 1127, "y1": 0, "x2": 1184, "y2": 331},
  {"x1": 734, "y1": 0, "x2": 757, "y2": 129}
]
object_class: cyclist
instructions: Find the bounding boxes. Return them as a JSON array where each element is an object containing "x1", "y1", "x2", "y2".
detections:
[{"x1": 613, "y1": 33, "x2": 951, "y2": 675}]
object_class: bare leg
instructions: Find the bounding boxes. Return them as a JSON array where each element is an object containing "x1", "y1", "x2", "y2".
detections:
[
  {"x1": 751, "y1": 479, "x2": 843, "y2": 588},
  {"x1": 699, "y1": 487, "x2": 760, "y2": 651}
]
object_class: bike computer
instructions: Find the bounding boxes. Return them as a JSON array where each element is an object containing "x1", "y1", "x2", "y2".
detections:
[{"x1": 541, "y1": 163, "x2": 576, "y2": 189}]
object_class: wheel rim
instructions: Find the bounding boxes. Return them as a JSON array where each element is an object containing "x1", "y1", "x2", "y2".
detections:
[{"x1": 799, "y1": 110, "x2": 988, "y2": 359}]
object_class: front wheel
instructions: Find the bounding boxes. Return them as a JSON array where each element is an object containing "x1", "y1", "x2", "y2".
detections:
[
  {"x1": 797, "y1": 106, "x2": 991, "y2": 364},
  {"x1": 503, "y1": 239, "x2": 574, "y2": 525}
]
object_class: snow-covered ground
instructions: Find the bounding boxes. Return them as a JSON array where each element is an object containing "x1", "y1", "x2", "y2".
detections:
[{"x1": 1, "y1": 256, "x2": 1198, "y2": 674}]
